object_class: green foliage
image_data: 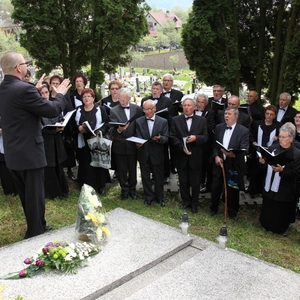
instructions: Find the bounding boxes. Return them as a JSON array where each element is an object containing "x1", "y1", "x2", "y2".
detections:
[
  {"x1": 11, "y1": 0, "x2": 150, "y2": 88},
  {"x1": 182, "y1": 0, "x2": 300, "y2": 102}
]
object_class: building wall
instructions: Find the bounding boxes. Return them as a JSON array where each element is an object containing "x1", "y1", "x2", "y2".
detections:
[{"x1": 130, "y1": 50, "x2": 189, "y2": 70}]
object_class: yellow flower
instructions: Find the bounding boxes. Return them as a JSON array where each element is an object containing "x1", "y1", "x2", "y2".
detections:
[
  {"x1": 0, "y1": 285, "x2": 6, "y2": 300},
  {"x1": 86, "y1": 212, "x2": 98, "y2": 225},
  {"x1": 101, "y1": 226, "x2": 110, "y2": 237}
]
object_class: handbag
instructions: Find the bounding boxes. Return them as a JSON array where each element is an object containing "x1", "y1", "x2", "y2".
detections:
[{"x1": 87, "y1": 131, "x2": 112, "y2": 169}]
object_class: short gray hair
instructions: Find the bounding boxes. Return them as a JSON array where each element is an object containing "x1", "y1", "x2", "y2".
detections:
[
  {"x1": 280, "y1": 92, "x2": 292, "y2": 102},
  {"x1": 162, "y1": 73, "x2": 174, "y2": 81},
  {"x1": 118, "y1": 87, "x2": 131, "y2": 98},
  {"x1": 195, "y1": 93, "x2": 208, "y2": 103},
  {"x1": 182, "y1": 97, "x2": 196, "y2": 106},
  {"x1": 280, "y1": 122, "x2": 296, "y2": 138},
  {"x1": 225, "y1": 106, "x2": 239, "y2": 116}
]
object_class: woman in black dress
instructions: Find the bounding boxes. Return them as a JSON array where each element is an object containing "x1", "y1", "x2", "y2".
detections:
[
  {"x1": 75, "y1": 88, "x2": 110, "y2": 194},
  {"x1": 248, "y1": 105, "x2": 280, "y2": 197},
  {"x1": 40, "y1": 85, "x2": 69, "y2": 199},
  {"x1": 259, "y1": 122, "x2": 300, "y2": 235}
]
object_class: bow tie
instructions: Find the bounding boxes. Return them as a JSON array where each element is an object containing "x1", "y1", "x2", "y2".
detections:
[
  {"x1": 226, "y1": 126, "x2": 232, "y2": 130},
  {"x1": 185, "y1": 116, "x2": 193, "y2": 121},
  {"x1": 152, "y1": 98, "x2": 159, "y2": 101},
  {"x1": 122, "y1": 106, "x2": 130, "y2": 109},
  {"x1": 162, "y1": 92, "x2": 170, "y2": 96},
  {"x1": 146, "y1": 118, "x2": 154, "y2": 122},
  {"x1": 279, "y1": 108, "x2": 286, "y2": 111}
]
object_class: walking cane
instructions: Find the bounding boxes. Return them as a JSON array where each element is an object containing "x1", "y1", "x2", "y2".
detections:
[{"x1": 217, "y1": 162, "x2": 228, "y2": 248}]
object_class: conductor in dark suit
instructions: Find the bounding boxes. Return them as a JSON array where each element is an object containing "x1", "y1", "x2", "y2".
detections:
[
  {"x1": 135, "y1": 100, "x2": 169, "y2": 207},
  {"x1": 276, "y1": 92, "x2": 298, "y2": 124},
  {"x1": 170, "y1": 98, "x2": 208, "y2": 213},
  {"x1": 210, "y1": 107, "x2": 249, "y2": 220},
  {"x1": 110, "y1": 88, "x2": 143, "y2": 200},
  {"x1": 0, "y1": 51, "x2": 71, "y2": 239}
]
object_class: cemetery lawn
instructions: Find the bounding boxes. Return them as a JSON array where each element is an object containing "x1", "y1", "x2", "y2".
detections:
[{"x1": 1, "y1": 178, "x2": 300, "y2": 274}]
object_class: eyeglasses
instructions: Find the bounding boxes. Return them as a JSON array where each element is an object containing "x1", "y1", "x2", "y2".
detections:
[
  {"x1": 110, "y1": 87, "x2": 119, "y2": 90},
  {"x1": 14, "y1": 61, "x2": 29, "y2": 69},
  {"x1": 278, "y1": 135, "x2": 290, "y2": 139},
  {"x1": 143, "y1": 108, "x2": 154, "y2": 111}
]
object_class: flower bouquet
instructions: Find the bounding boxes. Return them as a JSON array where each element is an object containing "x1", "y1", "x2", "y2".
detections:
[
  {"x1": 1, "y1": 240, "x2": 100, "y2": 279},
  {"x1": 75, "y1": 184, "x2": 110, "y2": 245}
]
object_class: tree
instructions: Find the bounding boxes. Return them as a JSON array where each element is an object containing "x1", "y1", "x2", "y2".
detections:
[
  {"x1": 182, "y1": 0, "x2": 240, "y2": 94},
  {"x1": 11, "y1": 0, "x2": 150, "y2": 89},
  {"x1": 154, "y1": 32, "x2": 169, "y2": 52},
  {"x1": 182, "y1": 0, "x2": 300, "y2": 103},
  {"x1": 138, "y1": 35, "x2": 155, "y2": 52},
  {"x1": 169, "y1": 54, "x2": 179, "y2": 70}
]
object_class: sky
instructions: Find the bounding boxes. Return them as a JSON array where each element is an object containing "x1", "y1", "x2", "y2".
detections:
[{"x1": 145, "y1": 0, "x2": 193, "y2": 10}]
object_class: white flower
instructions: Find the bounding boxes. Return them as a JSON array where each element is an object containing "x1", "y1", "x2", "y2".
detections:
[{"x1": 89, "y1": 194, "x2": 102, "y2": 208}]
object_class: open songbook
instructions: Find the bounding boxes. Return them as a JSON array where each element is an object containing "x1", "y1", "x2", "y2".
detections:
[
  {"x1": 108, "y1": 112, "x2": 140, "y2": 127},
  {"x1": 215, "y1": 140, "x2": 247, "y2": 153},
  {"x1": 43, "y1": 109, "x2": 76, "y2": 128},
  {"x1": 256, "y1": 145, "x2": 294, "y2": 166},
  {"x1": 81, "y1": 121, "x2": 104, "y2": 136}
]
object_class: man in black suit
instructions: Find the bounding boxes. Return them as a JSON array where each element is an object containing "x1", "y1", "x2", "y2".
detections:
[
  {"x1": 0, "y1": 51, "x2": 71, "y2": 239},
  {"x1": 246, "y1": 90, "x2": 264, "y2": 121},
  {"x1": 162, "y1": 73, "x2": 184, "y2": 174},
  {"x1": 135, "y1": 100, "x2": 169, "y2": 207},
  {"x1": 110, "y1": 88, "x2": 143, "y2": 200},
  {"x1": 208, "y1": 84, "x2": 228, "y2": 120},
  {"x1": 210, "y1": 107, "x2": 249, "y2": 220},
  {"x1": 217, "y1": 95, "x2": 251, "y2": 129},
  {"x1": 170, "y1": 97, "x2": 208, "y2": 213},
  {"x1": 276, "y1": 92, "x2": 298, "y2": 124},
  {"x1": 162, "y1": 73, "x2": 183, "y2": 117},
  {"x1": 141, "y1": 81, "x2": 172, "y2": 183},
  {"x1": 195, "y1": 93, "x2": 216, "y2": 193}
]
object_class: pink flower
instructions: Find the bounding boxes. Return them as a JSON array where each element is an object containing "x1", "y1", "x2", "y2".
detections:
[
  {"x1": 23, "y1": 258, "x2": 32, "y2": 264},
  {"x1": 42, "y1": 247, "x2": 49, "y2": 254},
  {"x1": 36, "y1": 259, "x2": 44, "y2": 267},
  {"x1": 19, "y1": 269, "x2": 27, "y2": 277}
]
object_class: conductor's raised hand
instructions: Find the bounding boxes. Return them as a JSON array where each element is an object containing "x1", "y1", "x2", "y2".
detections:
[
  {"x1": 55, "y1": 78, "x2": 72, "y2": 95},
  {"x1": 35, "y1": 73, "x2": 46, "y2": 90}
]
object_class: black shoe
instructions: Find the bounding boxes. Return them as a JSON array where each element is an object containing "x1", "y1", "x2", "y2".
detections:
[
  {"x1": 45, "y1": 225, "x2": 53, "y2": 232},
  {"x1": 191, "y1": 207, "x2": 198, "y2": 214},
  {"x1": 200, "y1": 184, "x2": 206, "y2": 193},
  {"x1": 121, "y1": 194, "x2": 128, "y2": 200},
  {"x1": 180, "y1": 203, "x2": 191, "y2": 210},
  {"x1": 129, "y1": 192, "x2": 137, "y2": 200},
  {"x1": 160, "y1": 201, "x2": 165, "y2": 207},
  {"x1": 281, "y1": 231, "x2": 287, "y2": 237},
  {"x1": 98, "y1": 189, "x2": 105, "y2": 195},
  {"x1": 67, "y1": 170, "x2": 76, "y2": 181},
  {"x1": 113, "y1": 171, "x2": 118, "y2": 180},
  {"x1": 171, "y1": 167, "x2": 177, "y2": 174},
  {"x1": 145, "y1": 200, "x2": 152, "y2": 205},
  {"x1": 210, "y1": 210, "x2": 217, "y2": 217},
  {"x1": 164, "y1": 177, "x2": 170, "y2": 184}
]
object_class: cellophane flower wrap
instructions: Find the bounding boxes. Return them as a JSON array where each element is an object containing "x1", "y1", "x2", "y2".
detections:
[
  {"x1": 75, "y1": 184, "x2": 110, "y2": 245},
  {"x1": 1, "y1": 240, "x2": 100, "y2": 280}
]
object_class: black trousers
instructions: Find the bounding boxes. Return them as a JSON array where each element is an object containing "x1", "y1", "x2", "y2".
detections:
[
  {"x1": 210, "y1": 165, "x2": 240, "y2": 217},
  {"x1": 114, "y1": 152, "x2": 137, "y2": 195},
  {"x1": 10, "y1": 168, "x2": 46, "y2": 239},
  {"x1": 178, "y1": 166, "x2": 201, "y2": 209},
  {"x1": 139, "y1": 157, "x2": 164, "y2": 203}
]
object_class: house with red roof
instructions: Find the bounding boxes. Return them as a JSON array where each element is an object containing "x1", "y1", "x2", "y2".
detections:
[{"x1": 146, "y1": 11, "x2": 182, "y2": 37}]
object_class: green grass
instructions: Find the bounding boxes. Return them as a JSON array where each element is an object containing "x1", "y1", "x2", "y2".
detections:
[{"x1": 1, "y1": 178, "x2": 300, "y2": 274}]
